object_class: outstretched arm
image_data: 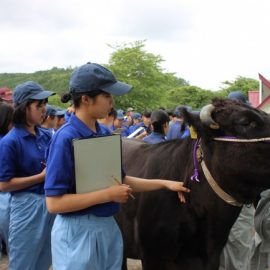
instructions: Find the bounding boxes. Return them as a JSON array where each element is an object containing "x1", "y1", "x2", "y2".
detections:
[{"x1": 124, "y1": 175, "x2": 190, "y2": 202}]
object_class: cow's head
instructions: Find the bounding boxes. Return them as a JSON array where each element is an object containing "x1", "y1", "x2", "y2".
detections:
[
  {"x1": 181, "y1": 99, "x2": 270, "y2": 203},
  {"x1": 181, "y1": 98, "x2": 270, "y2": 140}
]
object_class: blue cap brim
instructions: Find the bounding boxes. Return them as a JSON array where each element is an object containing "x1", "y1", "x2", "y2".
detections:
[
  {"x1": 31, "y1": 90, "x2": 55, "y2": 100},
  {"x1": 55, "y1": 110, "x2": 66, "y2": 116},
  {"x1": 100, "y1": 81, "x2": 132, "y2": 96}
]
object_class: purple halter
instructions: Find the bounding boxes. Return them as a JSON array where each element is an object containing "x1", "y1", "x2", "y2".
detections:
[
  {"x1": 190, "y1": 139, "x2": 201, "y2": 182},
  {"x1": 190, "y1": 136, "x2": 238, "y2": 182}
]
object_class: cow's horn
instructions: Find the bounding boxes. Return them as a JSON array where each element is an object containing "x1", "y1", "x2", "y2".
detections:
[{"x1": 200, "y1": 104, "x2": 220, "y2": 129}]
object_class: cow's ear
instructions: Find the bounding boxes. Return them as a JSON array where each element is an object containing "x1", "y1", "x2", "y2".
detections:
[{"x1": 181, "y1": 109, "x2": 203, "y2": 136}]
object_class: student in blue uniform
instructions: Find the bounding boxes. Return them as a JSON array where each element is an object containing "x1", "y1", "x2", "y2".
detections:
[
  {"x1": 143, "y1": 109, "x2": 170, "y2": 144},
  {"x1": 167, "y1": 105, "x2": 190, "y2": 140},
  {"x1": 45, "y1": 63, "x2": 190, "y2": 270},
  {"x1": 112, "y1": 110, "x2": 130, "y2": 137},
  {"x1": 55, "y1": 108, "x2": 66, "y2": 130},
  {"x1": 41, "y1": 104, "x2": 57, "y2": 136},
  {"x1": 64, "y1": 102, "x2": 75, "y2": 122},
  {"x1": 0, "y1": 81, "x2": 55, "y2": 270},
  {"x1": 128, "y1": 112, "x2": 143, "y2": 134},
  {"x1": 0, "y1": 102, "x2": 14, "y2": 258}
]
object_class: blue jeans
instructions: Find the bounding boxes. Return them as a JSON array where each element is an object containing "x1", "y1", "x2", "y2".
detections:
[{"x1": 52, "y1": 214, "x2": 123, "y2": 270}]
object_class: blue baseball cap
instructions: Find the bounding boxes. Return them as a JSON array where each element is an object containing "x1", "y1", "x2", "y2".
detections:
[
  {"x1": 55, "y1": 108, "x2": 66, "y2": 117},
  {"x1": 116, "y1": 111, "x2": 125, "y2": 120},
  {"x1": 69, "y1": 63, "x2": 133, "y2": 96},
  {"x1": 228, "y1": 91, "x2": 248, "y2": 103},
  {"x1": 132, "y1": 112, "x2": 142, "y2": 120},
  {"x1": 46, "y1": 104, "x2": 57, "y2": 116},
  {"x1": 13, "y1": 81, "x2": 55, "y2": 105}
]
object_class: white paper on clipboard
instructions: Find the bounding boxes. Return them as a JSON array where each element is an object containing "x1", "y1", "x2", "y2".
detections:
[
  {"x1": 73, "y1": 134, "x2": 122, "y2": 194},
  {"x1": 127, "y1": 126, "x2": 145, "y2": 138}
]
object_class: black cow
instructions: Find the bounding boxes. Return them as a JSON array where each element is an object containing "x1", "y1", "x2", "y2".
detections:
[{"x1": 116, "y1": 99, "x2": 270, "y2": 270}]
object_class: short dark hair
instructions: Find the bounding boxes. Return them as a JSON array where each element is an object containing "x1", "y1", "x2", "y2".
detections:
[
  {"x1": 151, "y1": 109, "x2": 170, "y2": 134},
  {"x1": 166, "y1": 109, "x2": 173, "y2": 116},
  {"x1": 0, "y1": 103, "x2": 14, "y2": 135},
  {"x1": 13, "y1": 99, "x2": 46, "y2": 127},
  {"x1": 142, "y1": 110, "x2": 152, "y2": 118},
  {"x1": 109, "y1": 108, "x2": 117, "y2": 119}
]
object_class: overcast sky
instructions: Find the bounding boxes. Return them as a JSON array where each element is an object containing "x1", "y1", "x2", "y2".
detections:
[{"x1": 1, "y1": 0, "x2": 269, "y2": 90}]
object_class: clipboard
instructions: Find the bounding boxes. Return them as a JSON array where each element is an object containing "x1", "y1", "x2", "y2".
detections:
[
  {"x1": 127, "y1": 126, "x2": 145, "y2": 138},
  {"x1": 73, "y1": 134, "x2": 122, "y2": 194}
]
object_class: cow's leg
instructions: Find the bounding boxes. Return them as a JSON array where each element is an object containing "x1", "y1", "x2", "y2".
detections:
[
  {"x1": 121, "y1": 257, "x2": 128, "y2": 270},
  {"x1": 142, "y1": 257, "x2": 208, "y2": 270},
  {"x1": 141, "y1": 258, "x2": 166, "y2": 270}
]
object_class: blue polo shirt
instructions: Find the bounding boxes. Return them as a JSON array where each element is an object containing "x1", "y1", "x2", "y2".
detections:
[
  {"x1": 45, "y1": 114, "x2": 121, "y2": 217},
  {"x1": 110, "y1": 125, "x2": 130, "y2": 137},
  {"x1": 40, "y1": 126, "x2": 55, "y2": 136},
  {"x1": 0, "y1": 126, "x2": 52, "y2": 194},
  {"x1": 128, "y1": 122, "x2": 144, "y2": 134},
  {"x1": 166, "y1": 121, "x2": 190, "y2": 140},
  {"x1": 143, "y1": 132, "x2": 166, "y2": 144}
]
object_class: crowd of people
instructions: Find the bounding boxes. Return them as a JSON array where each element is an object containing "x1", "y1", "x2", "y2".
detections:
[
  {"x1": 0, "y1": 63, "x2": 189, "y2": 270},
  {"x1": 97, "y1": 105, "x2": 191, "y2": 144},
  {"x1": 0, "y1": 63, "x2": 269, "y2": 270}
]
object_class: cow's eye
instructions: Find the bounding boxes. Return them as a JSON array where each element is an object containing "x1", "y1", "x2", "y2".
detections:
[
  {"x1": 237, "y1": 117, "x2": 257, "y2": 129},
  {"x1": 249, "y1": 121, "x2": 257, "y2": 128},
  {"x1": 238, "y1": 117, "x2": 250, "y2": 126}
]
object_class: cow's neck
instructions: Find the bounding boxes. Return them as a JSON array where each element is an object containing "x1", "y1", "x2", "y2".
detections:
[{"x1": 199, "y1": 137, "x2": 270, "y2": 205}]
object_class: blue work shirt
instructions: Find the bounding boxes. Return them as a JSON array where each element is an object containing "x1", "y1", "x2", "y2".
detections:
[
  {"x1": 128, "y1": 122, "x2": 144, "y2": 134},
  {"x1": 40, "y1": 126, "x2": 55, "y2": 136},
  {"x1": 143, "y1": 132, "x2": 166, "y2": 144},
  {"x1": 45, "y1": 114, "x2": 121, "y2": 217},
  {"x1": 166, "y1": 121, "x2": 190, "y2": 140},
  {"x1": 0, "y1": 126, "x2": 51, "y2": 194},
  {"x1": 64, "y1": 111, "x2": 73, "y2": 122},
  {"x1": 111, "y1": 125, "x2": 130, "y2": 137}
]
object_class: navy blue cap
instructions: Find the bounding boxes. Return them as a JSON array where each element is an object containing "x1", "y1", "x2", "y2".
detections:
[
  {"x1": 46, "y1": 104, "x2": 57, "y2": 116},
  {"x1": 55, "y1": 108, "x2": 66, "y2": 116},
  {"x1": 69, "y1": 63, "x2": 133, "y2": 96},
  {"x1": 228, "y1": 91, "x2": 248, "y2": 103},
  {"x1": 132, "y1": 112, "x2": 142, "y2": 120},
  {"x1": 13, "y1": 81, "x2": 55, "y2": 105}
]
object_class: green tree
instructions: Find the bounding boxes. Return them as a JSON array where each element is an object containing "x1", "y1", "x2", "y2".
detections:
[
  {"x1": 219, "y1": 76, "x2": 259, "y2": 97},
  {"x1": 107, "y1": 41, "x2": 188, "y2": 111},
  {"x1": 166, "y1": 85, "x2": 216, "y2": 110}
]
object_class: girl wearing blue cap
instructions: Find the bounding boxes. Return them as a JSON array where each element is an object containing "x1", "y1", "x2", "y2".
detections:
[
  {"x1": 0, "y1": 81, "x2": 55, "y2": 270},
  {"x1": 0, "y1": 102, "x2": 14, "y2": 259},
  {"x1": 45, "y1": 63, "x2": 190, "y2": 270}
]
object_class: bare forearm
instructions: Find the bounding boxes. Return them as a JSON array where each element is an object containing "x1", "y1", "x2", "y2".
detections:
[
  {"x1": 123, "y1": 176, "x2": 190, "y2": 197},
  {"x1": 0, "y1": 173, "x2": 44, "y2": 192},
  {"x1": 124, "y1": 176, "x2": 169, "y2": 192},
  {"x1": 46, "y1": 190, "x2": 112, "y2": 214}
]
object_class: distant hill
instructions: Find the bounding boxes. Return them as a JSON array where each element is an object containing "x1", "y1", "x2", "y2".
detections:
[{"x1": 0, "y1": 67, "x2": 73, "y2": 94}]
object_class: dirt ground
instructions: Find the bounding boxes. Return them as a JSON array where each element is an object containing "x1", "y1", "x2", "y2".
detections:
[{"x1": 0, "y1": 255, "x2": 142, "y2": 270}]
